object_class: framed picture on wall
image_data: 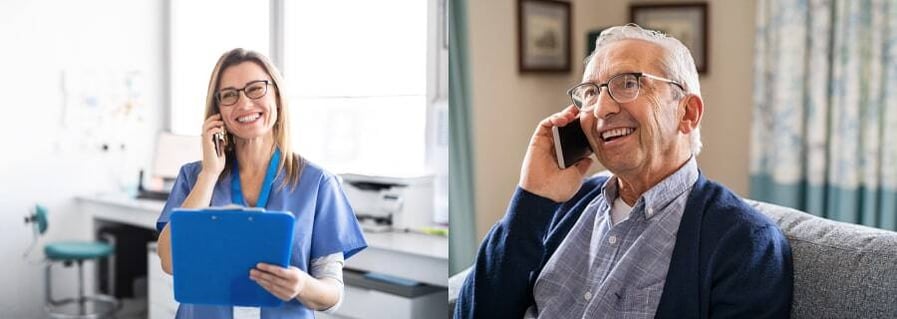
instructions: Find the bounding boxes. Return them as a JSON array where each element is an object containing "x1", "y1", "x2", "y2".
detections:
[
  {"x1": 630, "y1": 3, "x2": 709, "y2": 74},
  {"x1": 586, "y1": 28, "x2": 606, "y2": 56},
  {"x1": 518, "y1": 0, "x2": 571, "y2": 73}
]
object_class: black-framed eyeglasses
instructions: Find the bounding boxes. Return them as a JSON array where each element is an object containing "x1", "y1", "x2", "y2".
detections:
[
  {"x1": 216, "y1": 80, "x2": 271, "y2": 107},
  {"x1": 566, "y1": 72, "x2": 686, "y2": 108}
]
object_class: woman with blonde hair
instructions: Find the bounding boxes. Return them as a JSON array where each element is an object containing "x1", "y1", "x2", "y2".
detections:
[{"x1": 156, "y1": 48, "x2": 367, "y2": 318}]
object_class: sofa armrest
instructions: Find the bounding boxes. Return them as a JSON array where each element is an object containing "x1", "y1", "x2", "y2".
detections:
[{"x1": 448, "y1": 267, "x2": 472, "y2": 314}]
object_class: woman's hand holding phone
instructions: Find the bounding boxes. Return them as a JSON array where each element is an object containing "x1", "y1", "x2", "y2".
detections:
[
  {"x1": 518, "y1": 105, "x2": 594, "y2": 203},
  {"x1": 201, "y1": 114, "x2": 227, "y2": 178}
]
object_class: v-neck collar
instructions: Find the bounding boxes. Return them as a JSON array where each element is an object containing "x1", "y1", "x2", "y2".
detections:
[{"x1": 231, "y1": 148, "x2": 281, "y2": 208}]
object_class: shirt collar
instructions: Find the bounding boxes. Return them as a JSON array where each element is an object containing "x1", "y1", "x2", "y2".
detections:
[{"x1": 599, "y1": 156, "x2": 698, "y2": 220}]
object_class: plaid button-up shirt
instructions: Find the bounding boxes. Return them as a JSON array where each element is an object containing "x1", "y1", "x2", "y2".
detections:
[{"x1": 526, "y1": 158, "x2": 698, "y2": 319}]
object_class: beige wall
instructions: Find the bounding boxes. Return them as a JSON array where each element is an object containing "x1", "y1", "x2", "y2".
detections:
[{"x1": 466, "y1": 0, "x2": 757, "y2": 240}]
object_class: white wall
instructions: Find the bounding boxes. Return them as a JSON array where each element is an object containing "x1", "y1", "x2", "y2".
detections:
[
  {"x1": 467, "y1": 0, "x2": 757, "y2": 240},
  {"x1": 0, "y1": 1, "x2": 164, "y2": 317}
]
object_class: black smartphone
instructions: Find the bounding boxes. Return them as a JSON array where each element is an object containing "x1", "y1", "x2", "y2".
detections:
[
  {"x1": 551, "y1": 118, "x2": 593, "y2": 169},
  {"x1": 213, "y1": 131, "x2": 225, "y2": 157}
]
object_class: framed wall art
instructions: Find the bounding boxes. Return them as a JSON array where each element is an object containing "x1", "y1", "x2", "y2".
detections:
[
  {"x1": 631, "y1": 3, "x2": 709, "y2": 74},
  {"x1": 518, "y1": 0, "x2": 571, "y2": 73}
]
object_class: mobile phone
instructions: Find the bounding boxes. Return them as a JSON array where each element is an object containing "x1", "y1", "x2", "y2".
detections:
[
  {"x1": 551, "y1": 118, "x2": 593, "y2": 169},
  {"x1": 213, "y1": 131, "x2": 225, "y2": 157}
]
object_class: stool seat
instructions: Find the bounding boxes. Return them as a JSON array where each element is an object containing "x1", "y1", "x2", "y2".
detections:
[
  {"x1": 44, "y1": 241, "x2": 114, "y2": 261},
  {"x1": 28, "y1": 205, "x2": 120, "y2": 318}
]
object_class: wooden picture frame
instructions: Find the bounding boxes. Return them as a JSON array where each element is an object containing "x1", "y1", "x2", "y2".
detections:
[
  {"x1": 518, "y1": 0, "x2": 571, "y2": 73},
  {"x1": 630, "y1": 3, "x2": 709, "y2": 74}
]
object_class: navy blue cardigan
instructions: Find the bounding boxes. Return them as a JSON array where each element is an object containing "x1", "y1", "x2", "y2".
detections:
[{"x1": 454, "y1": 173, "x2": 793, "y2": 318}]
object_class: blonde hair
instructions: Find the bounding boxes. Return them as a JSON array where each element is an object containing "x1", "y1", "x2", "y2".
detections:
[{"x1": 204, "y1": 48, "x2": 304, "y2": 189}]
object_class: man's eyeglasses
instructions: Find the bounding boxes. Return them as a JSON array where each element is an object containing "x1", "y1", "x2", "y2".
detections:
[
  {"x1": 217, "y1": 80, "x2": 271, "y2": 107},
  {"x1": 566, "y1": 72, "x2": 686, "y2": 108}
]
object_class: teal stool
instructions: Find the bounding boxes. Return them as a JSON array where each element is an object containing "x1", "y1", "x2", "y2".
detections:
[{"x1": 25, "y1": 204, "x2": 120, "y2": 318}]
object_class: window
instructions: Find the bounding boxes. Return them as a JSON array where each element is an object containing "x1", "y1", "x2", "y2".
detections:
[
  {"x1": 283, "y1": 0, "x2": 429, "y2": 176},
  {"x1": 169, "y1": 0, "x2": 269, "y2": 135},
  {"x1": 167, "y1": 0, "x2": 447, "y2": 223}
]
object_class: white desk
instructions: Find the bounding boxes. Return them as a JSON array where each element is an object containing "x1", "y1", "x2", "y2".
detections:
[
  {"x1": 78, "y1": 195, "x2": 163, "y2": 229},
  {"x1": 76, "y1": 195, "x2": 449, "y2": 318},
  {"x1": 351, "y1": 231, "x2": 448, "y2": 287}
]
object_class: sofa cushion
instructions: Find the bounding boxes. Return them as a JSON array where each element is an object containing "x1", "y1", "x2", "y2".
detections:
[{"x1": 746, "y1": 199, "x2": 897, "y2": 318}]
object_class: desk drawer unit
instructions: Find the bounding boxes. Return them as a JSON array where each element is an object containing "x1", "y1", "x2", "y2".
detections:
[
  {"x1": 148, "y1": 242, "x2": 178, "y2": 319},
  {"x1": 323, "y1": 269, "x2": 447, "y2": 319}
]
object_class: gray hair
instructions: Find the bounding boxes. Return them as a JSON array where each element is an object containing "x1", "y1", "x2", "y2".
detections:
[{"x1": 586, "y1": 24, "x2": 703, "y2": 155}]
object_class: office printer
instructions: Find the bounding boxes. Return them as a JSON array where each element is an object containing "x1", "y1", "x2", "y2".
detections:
[{"x1": 340, "y1": 173, "x2": 434, "y2": 232}]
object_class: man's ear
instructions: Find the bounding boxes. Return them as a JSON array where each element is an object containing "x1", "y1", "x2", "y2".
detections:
[{"x1": 678, "y1": 94, "x2": 703, "y2": 134}]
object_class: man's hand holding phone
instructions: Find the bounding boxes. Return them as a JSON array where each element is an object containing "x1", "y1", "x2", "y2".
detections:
[
  {"x1": 519, "y1": 105, "x2": 594, "y2": 203},
  {"x1": 201, "y1": 114, "x2": 228, "y2": 178}
]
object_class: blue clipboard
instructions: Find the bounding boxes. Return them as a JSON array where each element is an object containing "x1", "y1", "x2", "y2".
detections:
[{"x1": 169, "y1": 208, "x2": 295, "y2": 307}]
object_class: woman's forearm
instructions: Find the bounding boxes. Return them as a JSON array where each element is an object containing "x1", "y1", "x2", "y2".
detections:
[
  {"x1": 180, "y1": 171, "x2": 219, "y2": 209},
  {"x1": 157, "y1": 225, "x2": 174, "y2": 274},
  {"x1": 296, "y1": 276, "x2": 341, "y2": 311},
  {"x1": 157, "y1": 171, "x2": 219, "y2": 275}
]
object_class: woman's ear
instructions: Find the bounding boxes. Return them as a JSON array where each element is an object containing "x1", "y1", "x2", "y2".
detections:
[{"x1": 678, "y1": 94, "x2": 703, "y2": 134}]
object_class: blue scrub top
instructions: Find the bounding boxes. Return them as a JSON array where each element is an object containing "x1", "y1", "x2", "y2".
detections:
[{"x1": 157, "y1": 153, "x2": 368, "y2": 319}]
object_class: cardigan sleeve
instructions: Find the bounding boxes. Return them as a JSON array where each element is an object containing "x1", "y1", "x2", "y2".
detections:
[
  {"x1": 707, "y1": 222, "x2": 793, "y2": 318},
  {"x1": 453, "y1": 187, "x2": 561, "y2": 319}
]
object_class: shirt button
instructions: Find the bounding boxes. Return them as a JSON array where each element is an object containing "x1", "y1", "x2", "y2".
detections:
[
  {"x1": 584, "y1": 291, "x2": 592, "y2": 300},
  {"x1": 647, "y1": 208, "x2": 654, "y2": 217},
  {"x1": 608, "y1": 236, "x2": 617, "y2": 244}
]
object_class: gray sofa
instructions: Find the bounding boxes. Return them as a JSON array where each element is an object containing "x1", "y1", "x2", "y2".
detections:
[{"x1": 448, "y1": 199, "x2": 897, "y2": 318}]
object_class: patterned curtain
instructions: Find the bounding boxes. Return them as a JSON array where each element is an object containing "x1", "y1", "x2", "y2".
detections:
[{"x1": 751, "y1": 0, "x2": 897, "y2": 230}]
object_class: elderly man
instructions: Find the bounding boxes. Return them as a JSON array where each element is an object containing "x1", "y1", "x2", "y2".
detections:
[{"x1": 454, "y1": 24, "x2": 792, "y2": 318}]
